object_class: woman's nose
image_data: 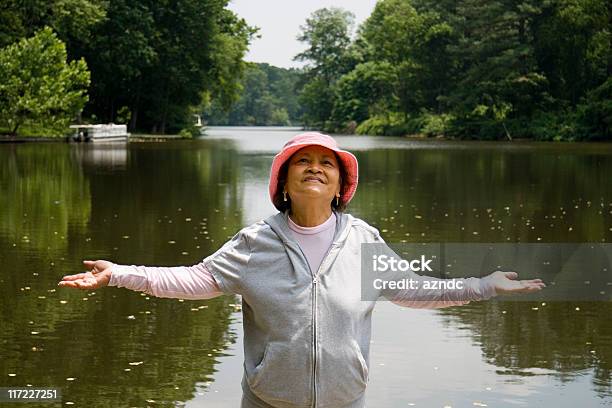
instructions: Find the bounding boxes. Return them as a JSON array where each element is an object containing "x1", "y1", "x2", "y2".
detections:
[{"x1": 306, "y1": 164, "x2": 322, "y2": 173}]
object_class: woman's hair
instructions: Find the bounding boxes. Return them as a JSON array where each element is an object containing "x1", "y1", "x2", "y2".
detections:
[{"x1": 273, "y1": 152, "x2": 348, "y2": 213}]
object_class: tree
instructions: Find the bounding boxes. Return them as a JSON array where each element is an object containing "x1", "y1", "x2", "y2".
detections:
[
  {"x1": 0, "y1": 27, "x2": 90, "y2": 135},
  {"x1": 0, "y1": 0, "x2": 107, "y2": 48},
  {"x1": 263, "y1": 64, "x2": 303, "y2": 122},
  {"x1": 349, "y1": 0, "x2": 458, "y2": 120},
  {"x1": 204, "y1": 63, "x2": 302, "y2": 126},
  {"x1": 295, "y1": 7, "x2": 356, "y2": 129},
  {"x1": 204, "y1": 8, "x2": 256, "y2": 114},
  {"x1": 532, "y1": 0, "x2": 610, "y2": 105},
  {"x1": 130, "y1": 1, "x2": 254, "y2": 133},
  {"x1": 447, "y1": 1, "x2": 548, "y2": 135},
  {"x1": 291, "y1": 0, "x2": 610, "y2": 139},
  {"x1": 294, "y1": 7, "x2": 356, "y2": 84},
  {"x1": 70, "y1": 0, "x2": 255, "y2": 133},
  {"x1": 407, "y1": 0, "x2": 610, "y2": 139},
  {"x1": 73, "y1": 0, "x2": 157, "y2": 130},
  {"x1": 576, "y1": 77, "x2": 612, "y2": 140},
  {"x1": 332, "y1": 61, "x2": 397, "y2": 124},
  {"x1": 298, "y1": 77, "x2": 336, "y2": 129}
]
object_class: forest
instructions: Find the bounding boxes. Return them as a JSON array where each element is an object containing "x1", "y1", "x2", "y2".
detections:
[
  {"x1": 288, "y1": 0, "x2": 611, "y2": 140},
  {"x1": 0, "y1": 0, "x2": 255, "y2": 136},
  {"x1": 0, "y1": 0, "x2": 610, "y2": 140}
]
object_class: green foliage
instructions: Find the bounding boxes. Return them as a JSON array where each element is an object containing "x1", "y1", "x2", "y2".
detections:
[
  {"x1": 178, "y1": 127, "x2": 196, "y2": 139},
  {"x1": 358, "y1": 0, "x2": 455, "y2": 114},
  {"x1": 204, "y1": 63, "x2": 301, "y2": 126},
  {"x1": 295, "y1": 7, "x2": 356, "y2": 129},
  {"x1": 0, "y1": 0, "x2": 254, "y2": 135},
  {"x1": 270, "y1": 108, "x2": 290, "y2": 126},
  {"x1": 356, "y1": 112, "x2": 410, "y2": 136},
  {"x1": 1, "y1": 0, "x2": 608, "y2": 140},
  {"x1": 294, "y1": 7, "x2": 356, "y2": 83},
  {"x1": 356, "y1": 111, "x2": 454, "y2": 137},
  {"x1": 575, "y1": 77, "x2": 612, "y2": 140},
  {"x1": 0, "y1": 0, "x2": 107, "y2": 48},
  {"x1": 299, "y1": 77, "x2": 337, "y2": 130},
  {"x1": 72, "y1": 1, "x2": 256, "y2": 134},
  {"x1": 116, "y1": 106, "x2": 131, "y2": 125},
  {"x1": 526, "y1": 111, "x2": 578, "y2": 141},
  {"x1": 203, "y1": 7, "x2": 257, "y2": 113},
  {"x1": 295, "y1": 0, "x2": 610, "y2": 140},
  {"x1": 0, "y1": 27, "x2": 90, "y2": 136},
  {"x1": 420, "y1": 112, "x2": 455, "y2": 137},
  {"x1": 333, "y1": 61, "x2": 397, "y2": 124},
  {"x1": 358, "y1": 0, "x2": 421, "y2": 64}
]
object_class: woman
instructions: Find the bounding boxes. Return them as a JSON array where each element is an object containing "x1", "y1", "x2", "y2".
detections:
[{"x1": 58, "y1": 132, "x2": 545, "y2": 408}]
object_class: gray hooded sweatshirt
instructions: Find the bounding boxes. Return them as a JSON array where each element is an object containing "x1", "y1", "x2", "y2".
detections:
[{"x1": 204, "y1": 211, "x2": 496, "y2": 408}]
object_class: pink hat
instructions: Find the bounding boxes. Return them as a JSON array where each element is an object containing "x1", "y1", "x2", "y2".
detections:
[{"x1": 269, "y1": 132, "x2": 358, "y2": 211}]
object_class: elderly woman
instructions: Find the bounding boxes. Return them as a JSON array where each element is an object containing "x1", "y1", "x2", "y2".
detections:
[{"x1": 58, "y1": 132, "x2": 545, "y2": 408}]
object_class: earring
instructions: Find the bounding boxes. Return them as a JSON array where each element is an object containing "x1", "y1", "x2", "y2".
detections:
[
  {"x1": 283, "y1": 191, "x2": 287, "y2": 202},
  {"x1": 335, "y1": 195, "x2": 339, "y2": 206}
]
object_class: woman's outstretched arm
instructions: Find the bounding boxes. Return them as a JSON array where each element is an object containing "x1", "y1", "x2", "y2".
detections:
[
  {"x1": 369, "y1": 235, "x2": 546, "y2": 308},
  {"x1": 389, "y1": 271, "x2": 546, "y2": 309},
  {"x1": 58, "y1": 259, "x2": 223, "y2": 300}
]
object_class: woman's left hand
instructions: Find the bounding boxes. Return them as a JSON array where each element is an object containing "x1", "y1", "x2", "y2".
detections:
[{"x1": 487, "y1": 271, "x2": 546, "y2": 295}]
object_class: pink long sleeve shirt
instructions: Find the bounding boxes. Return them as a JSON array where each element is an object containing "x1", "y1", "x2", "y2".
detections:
[
  {"x1": 107, "y1": 213, "x2": 337, "y2": 299},
  {"x1": 108, "y1": 213, "x2": 496, "y2": 306}
]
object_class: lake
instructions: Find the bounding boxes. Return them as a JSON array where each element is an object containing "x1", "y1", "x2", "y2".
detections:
[{"x1": 1, "y1": 127, "x2": 611, "y2": 407}]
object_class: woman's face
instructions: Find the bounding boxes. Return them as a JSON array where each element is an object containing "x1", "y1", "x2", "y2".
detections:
[{"x1": 285, "y1": 145, "x2": 341, "y2": 207}]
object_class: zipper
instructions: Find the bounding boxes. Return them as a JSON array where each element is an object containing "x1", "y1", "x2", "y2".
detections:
[
  {"x1": 292, "y1": 241, "x2": 337, "y2": 408},
  {"x1": 286, "y1": 213, "x2": 349, "y2": 407},
  {"x1": 303, "y1": 243, "x2": 337, "y2": 408},
  {"x1": 312, "y1": 272, "x2": 317, "y2": 408}
]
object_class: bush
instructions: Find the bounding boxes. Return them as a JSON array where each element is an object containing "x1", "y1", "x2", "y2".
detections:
[
  {"x1": 270, "y1": 108, "x2": 290, "y2": 126},
  {"x1": 179, "y1": 124, "x2": 203, "y2": 139},
  {"x1": 356, "y1": 112, "x2": 409, "y2": 136},
  {"x1": 575, "y1": 78, "x2": 612, "y2": 141},
  {"x1": 116, "y1": 106, "x2": 132, "y2": 125},
  {"x1": 420, "y1": 112, "x2": 454, "y2": 137},
  {"x1": 526, "y1": 111, "x2": 575, "y2": 141},
  {"x1": 355, "y1": 111, "x2": 455, "y2": 137}
]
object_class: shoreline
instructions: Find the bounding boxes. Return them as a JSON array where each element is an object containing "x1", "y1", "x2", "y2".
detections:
[
  {"x1": 1, "y1": 132, "x2": 610, "y2": 144},
  {"x1": 0, "y1": 134, "x2": 189, "y2": 143},
  {"x1": 0, "y1": 136, "x2": 66, "y2": 143}
]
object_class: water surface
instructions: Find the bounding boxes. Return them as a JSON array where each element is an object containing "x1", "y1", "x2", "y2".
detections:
[{"x1": 1, "y1": 127, "x2": 611, "y2": 407}]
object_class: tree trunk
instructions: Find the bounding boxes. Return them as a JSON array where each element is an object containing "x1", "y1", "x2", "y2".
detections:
[
  {"x1": 130, "y1": 77, "x2": 142, "y2": 131},
  {"x1": 503, "y1": 122, "x2": 512, "y2": 141},
  {"x1": 160, "y1": 86, "x2": 169, "y2": 134},
  {"x1": 109, "y1": 98, "x2": 115, "y2": 123},
  {"x1": 11, "y1": 122, "x2": 20, "y2": 136},
  {"x1": 130, "y1": 106, "x2": 139, "y2": 132}
]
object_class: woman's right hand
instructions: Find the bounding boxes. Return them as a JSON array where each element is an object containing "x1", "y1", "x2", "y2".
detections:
[{"x1": 57, "y1": 260, "x2": 113, "y2": 290}]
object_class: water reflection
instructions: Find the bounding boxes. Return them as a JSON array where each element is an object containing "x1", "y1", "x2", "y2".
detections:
[
  {"x1": 204, "y1": 127, "x2": 612, "y2": 405},
  {"x1": 1, "y1": 129, "x2": 611, "y2": 406},
  {"x1": 0, "y1": 144, "x2": 91, "y2": 252},
  {"x1": 349, "y1": 148, "x2": 612, "y2": 244},
  {"x1": 438, "y1": 301, "x2": 612, "y2": 400},
  {"x1": 72, "y1": 142, "x2": 128, "y2": 171},
  {"x1": 0, "y1": 141, "x2": 244, "y2": 407}
]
